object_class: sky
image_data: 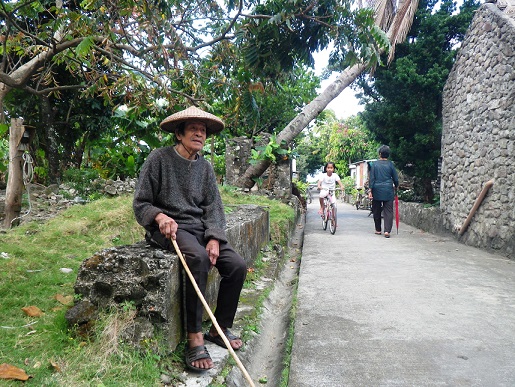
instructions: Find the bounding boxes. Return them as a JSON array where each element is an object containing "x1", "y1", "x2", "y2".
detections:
[{"x1": 313, "y1": 49, "x2": 364, "y2": 120}]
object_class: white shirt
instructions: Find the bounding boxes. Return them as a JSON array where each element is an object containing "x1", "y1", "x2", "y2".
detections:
[{"x1": 319, "y1": 173, "x2": 340, "y2": 191}]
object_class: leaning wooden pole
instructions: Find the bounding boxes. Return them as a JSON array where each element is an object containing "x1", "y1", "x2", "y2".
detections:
[
  {"x1": 459, "y1": 179, "x2": 494, "y2": 236},
  {"x1": 171, "y1": 239, "x2": 256, "y2": 387},
  {"x1": 3, "y1": 118, "x2": 25, "y2": 228}
]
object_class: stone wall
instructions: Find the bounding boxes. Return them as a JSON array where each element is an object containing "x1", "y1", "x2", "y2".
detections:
[
  {"x1": 441, "y1": 4, "x2": 515, "y2": 258},
  {"x1": 397, "y1": 202, "x2": 448, "y2": 236},
  {"x1": 225, "y1": 136, "x2": 292, "y2": 199},
  {"x1": 66, "y1": 205, "x2": 271, "y2": 351}
]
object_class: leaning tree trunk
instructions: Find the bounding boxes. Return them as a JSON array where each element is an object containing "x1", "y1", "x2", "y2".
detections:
[
  {"x1": 235, "y1": 0, "x2": 420, "y2": 189},
  {"x1": 235, "y1": 63, "x2": 367, "y2": 189}
]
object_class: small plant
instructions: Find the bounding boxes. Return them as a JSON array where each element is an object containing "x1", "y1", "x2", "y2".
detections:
[
  {"x1": 62, "y1": 168, "x2": 102, "y2": 197},
  {"x1": 341, "y1": 176, "x2": 356, "y2": 196},
  {"x1": 250, "y1": 135, "x2": 291, "y2": 165},
  {"x1": 397, "y1": 189, "x2": 421, "y2": 202}
]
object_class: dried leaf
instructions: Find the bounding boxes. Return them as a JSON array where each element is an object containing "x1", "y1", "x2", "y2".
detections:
[
  {"x1": 54, "y1": 294, "x2": 74, "y2": 305},
  {"x1": 21, "y1": 306, "x2": 44, "y2": 317},
  {"x1": 0, "y1": 363, "x2": 30, "y2": 381},
  {"x1": 49, "y1": 360, "x2": 62, "y2": 373}
]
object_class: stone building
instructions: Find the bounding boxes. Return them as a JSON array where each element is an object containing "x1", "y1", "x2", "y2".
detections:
[{"x1": 441, "y1": 3, "x2": 514, "y2": 258}]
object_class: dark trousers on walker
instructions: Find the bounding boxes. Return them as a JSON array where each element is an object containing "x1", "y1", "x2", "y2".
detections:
[
  {"x1": 146, "y1": 224, "x2": 247, "y2": 333},
  {"x1": 372, "y1": 199, "x2": 394, "y2": 233}
]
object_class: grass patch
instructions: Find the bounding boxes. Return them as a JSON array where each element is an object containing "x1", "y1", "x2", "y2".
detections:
[{"x1": 0, "y1": 188, "x2": 294, "y2": 385}]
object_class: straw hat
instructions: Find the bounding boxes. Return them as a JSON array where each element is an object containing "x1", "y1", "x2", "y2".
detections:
[{"x1": 160, "y1": 106, "x2": 225, "y2": 136}]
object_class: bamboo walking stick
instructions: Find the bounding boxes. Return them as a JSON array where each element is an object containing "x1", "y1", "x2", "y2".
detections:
[{"x1": 171, "y1": 238, "x2": 255, "y2": 387}]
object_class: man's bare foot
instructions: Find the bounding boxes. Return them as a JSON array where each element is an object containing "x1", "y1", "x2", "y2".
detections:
[
  {"x1": 205, "y1": 326, "x2": 243, "y2": 350},
  {"x1": 186, "y1": 332, "x2": 213, "y2": 370}
]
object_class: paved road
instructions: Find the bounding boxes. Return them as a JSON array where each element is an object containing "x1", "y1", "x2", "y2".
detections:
[{"x1": 289, "y1": 194, "x2": 515, "y2": 387}]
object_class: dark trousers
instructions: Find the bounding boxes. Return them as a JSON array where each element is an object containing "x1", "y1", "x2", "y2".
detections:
[
  {"x1": 147, "y1": 224, "x2": 247, "y2": 333},
  {"x1": 372, "y1": 199, "x2": 394, "y2": 233}
]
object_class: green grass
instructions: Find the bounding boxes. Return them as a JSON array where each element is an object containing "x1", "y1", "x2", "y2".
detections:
[{"x1": 0, "y1": 189, "x2": 294, "y2": 385}]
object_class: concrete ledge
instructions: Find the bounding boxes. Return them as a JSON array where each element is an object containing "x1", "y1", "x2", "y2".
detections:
[
  {"x1": 66, "y1": 204, "x2": 270, "y2": 351},
  {"x1": 398, "y1": 201, "x2": 448, "y2": 236}
]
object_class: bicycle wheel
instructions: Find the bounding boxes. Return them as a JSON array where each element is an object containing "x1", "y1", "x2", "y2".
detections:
[
  {"x1": 329, "y1": 205, "x2": 337, "y2": 234},
  {"x1": 321, "y1": 204, "x2": 328, "y2": 230}
]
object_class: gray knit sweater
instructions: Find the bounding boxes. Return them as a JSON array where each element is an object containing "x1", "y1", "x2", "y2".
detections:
[{"x1": 133, "y1": 146, "x2": 227, "y2": 242}]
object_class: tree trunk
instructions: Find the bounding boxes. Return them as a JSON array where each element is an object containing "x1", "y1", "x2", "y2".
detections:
[
  {"x1": 41, "y1": 95, "x2": 60, "y2": 184},
  {"x1": 4, "y1": 119, "x2": 26, "y2": 228},
  {"x1": 423, "y1": 177, "x2": 434, "y2": 203},
  {"x1": 235, "y1": 63, "x2": 367, "y2": 189}
]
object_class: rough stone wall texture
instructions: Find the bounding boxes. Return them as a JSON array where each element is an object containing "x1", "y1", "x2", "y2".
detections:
[
  {"x1": 441, "y1": 4, "x2": 515, "y2": 259},
  {"x1": 398, "y1": 202, "x2": 448, "y2": 236},
  {"x1": 225, "y1": 136, "x2": 292, "y2": 199},
  {"x1": 68, "y1": 205, "x2": 271, "y2": 351}
]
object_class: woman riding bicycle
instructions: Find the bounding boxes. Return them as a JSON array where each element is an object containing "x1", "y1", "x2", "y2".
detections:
[{"x1": 317, "y1": 162, "x2": 345, "y2": 216}]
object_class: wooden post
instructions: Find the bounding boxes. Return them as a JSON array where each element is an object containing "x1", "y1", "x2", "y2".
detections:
[
  {"x1": 459, "y1": 179, "x2": 494, "y2": 236},
  {"x1": 3, "y1": 118, "x2": 27, "y2": 228}
]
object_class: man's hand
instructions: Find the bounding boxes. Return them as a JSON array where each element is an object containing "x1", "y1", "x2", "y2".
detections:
[
  {"x1": 155, "y1": 213, "x2": 178, "y2": 240},
  {"x1": 206, "y1": 239, "x2": 220, "y2": 267}
]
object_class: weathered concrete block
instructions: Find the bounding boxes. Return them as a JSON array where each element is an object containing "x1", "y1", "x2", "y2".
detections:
[{"x1": 66, "y1": 205, "x2": 270, "y2": 351}]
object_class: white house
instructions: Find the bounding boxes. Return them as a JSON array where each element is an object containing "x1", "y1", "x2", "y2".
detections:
[{"x1": 349, "y1": 159, "x2": 376, "y2": 189}]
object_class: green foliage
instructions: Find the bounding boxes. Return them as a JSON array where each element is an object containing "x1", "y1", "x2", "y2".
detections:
[
  {"x1": 357, "y1": 0, "x2": 480, "y2": 202},
  {"x1": 32, "y1": 149, "x2": 49, "y2": 183},
  {"x1": 0, "y1": 124, "x2": 8, "y2": 174},
  {"x1": 62, "y1": 168, "x2": 102, "y2": 197},
  {"x1": 1, "y1": 0, "x2": 392, "y2": 185},
  {"x1": 341, "y1": 175, "x2": 356, "y2": 196},
  {"x1": 295, "y1": 113, "x2": 378, "y2": 180},
  {"x1": 202, "y1": 136, "x2": 227, "y2": 177},
  {"x1": 325, "y1": 115, "x2": 379, "y2": 176},
  {"x1": 250, "y1": 135, "x2": 290, "y2": 164},
  {"x1": 293, "y1": 178, "x2": 310, "y2": 195}
]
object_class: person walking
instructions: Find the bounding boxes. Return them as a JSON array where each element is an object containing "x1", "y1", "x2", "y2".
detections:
[
  {"x1": 368, "y1": 145, "x2": 399, "y2": 238},
  {"x1": 133, "y1": 106, "x2": 247, "y2": 372}
]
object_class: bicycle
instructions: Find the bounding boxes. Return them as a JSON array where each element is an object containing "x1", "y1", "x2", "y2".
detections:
[
  {"x1": 355, "y1": 189, "x2": 372, "y2": 210},
  {"x1": 321, "y1": 190, "x2": 337, "y2": 234},
  {"x1": 305, "y1": 185, "x2": 314, "y2": 204}
]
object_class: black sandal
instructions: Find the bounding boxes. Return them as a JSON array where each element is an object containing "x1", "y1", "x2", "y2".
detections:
[
  {"x1": 204, "y1": 329, "x2": 241, "y2": 351},
  {"x1": 184, "y1": 345, "x2": 212, "y2": 372}
]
